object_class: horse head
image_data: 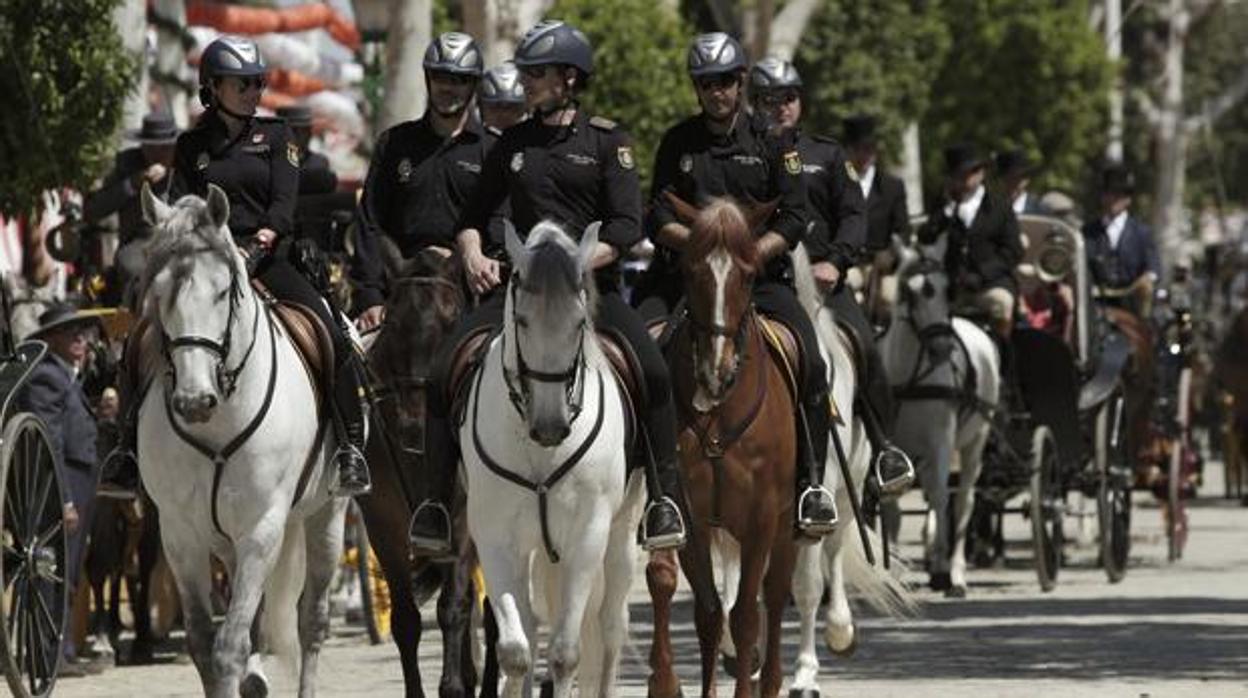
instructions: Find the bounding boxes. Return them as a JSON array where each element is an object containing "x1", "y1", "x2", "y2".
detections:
[
  {"x1": 140, "y1": 183, "x2": 248, "y2": 423},
  {"x1": 503, "y1": 220, "x2": 597, "y2": 446},
  {"x1": 894, "y1": 233, "x2": 956, "y2": 361},
  {"x1": 675, "y1": 195, "x2": 763, "y2": 410}
]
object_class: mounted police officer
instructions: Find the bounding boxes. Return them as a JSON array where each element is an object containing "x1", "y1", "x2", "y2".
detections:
[
  {"x1": 749, "y1": 57, "x2": 914, "y2": 497},
  {"x1": 407, "y1": 20, "x2": 687, "y2": 557},
  {"x1": 639, "y1": 33, "x2": 837, "y2": 538},
  {"x1": 277, "y1": 104, "x2": 338, "y2": 196},
  {"x1": 355, "y1": 32, "x2": 491, "y2": 331},
  {"x1": 104, "y1": 35, "x2": 371, "y2": 496},
  {"x1": 478, "y1": 61, "x2": 527, "y2": 132},
  {"x1": 918, "y1": 143, "x2": 1024, "y2": 340}
]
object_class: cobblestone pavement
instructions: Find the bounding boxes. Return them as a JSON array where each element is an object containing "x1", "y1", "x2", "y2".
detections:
[{"x1": 53, "y1": 466, "x2": 1248, "y2": 697}]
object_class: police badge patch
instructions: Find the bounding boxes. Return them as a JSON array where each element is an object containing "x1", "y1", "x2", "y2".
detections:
[
  {"x1": 287, "y1": 142, "x2": 300, "y2": 167},
  {"x1": 679, "y1": 154, "x2": 693, "y2": 173},
  {"x1": 845, "y1": 161, "x2": 860, "y2": 182},
  {"x1": 617, "y1": 146, "x2": 635, "y2": 170},
  {"x1": 511, "y1": 152, "x2": 524, "y2": 172},
  {"x1": 196, "y1": 152, "x2": 210, "y2": 171},
  {"x1": 783, "y1": 150, "x2": 802, "y2": 176},
  {"x1": 397, "y1": 158, "x2": 412, "y2": 182}
]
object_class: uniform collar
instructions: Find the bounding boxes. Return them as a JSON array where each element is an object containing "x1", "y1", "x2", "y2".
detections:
[
  {"x1": 418, "y1": 112, "x2": 486, "y2": 143},
  {"x1": 203, "y1": 109, "x2": 256, "y2": 152}
]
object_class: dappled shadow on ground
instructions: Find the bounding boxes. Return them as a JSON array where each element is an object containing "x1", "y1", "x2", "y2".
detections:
[{"x1": 618, "y1": 595, "x2": 1248, "y2": 685}]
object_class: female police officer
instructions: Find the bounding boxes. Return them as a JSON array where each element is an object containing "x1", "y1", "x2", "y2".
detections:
[
  {"x1": 170, "y1": 35, "x2": 370, "y2": 496},
  {"x1": 407, "y1": 20, "x2": 686, "y2": 556}
]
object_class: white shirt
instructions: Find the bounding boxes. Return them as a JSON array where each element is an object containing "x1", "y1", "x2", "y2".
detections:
[
  {"x1": 944, "y1": 184, "x2": 986, "y2": 229},
  {"x1": 1104, "y1": 210, "x2": 1129, "y2": 250},
  {"x1": 1012, "y1": 191, "x2": 1028, "y2": 215},
  {"x1": 856, "y1": 164, "x2": 876, "y2": 202}
]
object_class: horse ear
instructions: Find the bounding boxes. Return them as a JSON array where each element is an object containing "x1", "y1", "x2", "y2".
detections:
[
  {"x1": 663, "y1": 191, "x2": 700, "y2": 226},
  {"x1": 504, "y1": 220, "x2": 528, "y2": 277},
  {"x1": 578, "y1": 221, "x2": 600, "y2": 274},
  {"x1": 743, "y1": 197, "x2": 779, "y2": 234},
  {"x1": 923, "y1": 231, "x2": 949, "y2": 261},
  {"x1": 205, "y1": 184, "x2": 231, "y2": 231},
  {"x1": 140, "y1": 182, "x2": 172, "y2": 227},
  {"x1": 377, "y1": 234, "x2": 405, "y2": 283}
]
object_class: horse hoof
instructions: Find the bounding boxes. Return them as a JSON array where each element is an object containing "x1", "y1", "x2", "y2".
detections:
[
  {"x1": 540, "y1": 678, "x2": 554, "y2": 698},
  {"x1": 946, "y1": 584, "x2": 968, "y2": 599},
  {"x1": 721, "y1": 649, "x2": 761, "y2": 677},
  {"x1": 647, "y1": 687, "x2": 684, "y2": 698},
  {"x1": 789, "y1": 689, "x2": 821, "y2": 698},
  {"x1": 240, "y1": 673, "x2": 269, "y2": 698},
  {"x1": 929, "y1": 572, "x2": 952, "y2": 592},
  {"x1": 825, "y1": 625, "x2": 858, "y2": 657}
]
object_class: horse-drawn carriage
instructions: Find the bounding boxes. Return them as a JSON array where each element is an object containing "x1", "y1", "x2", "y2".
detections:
[
  {"x1": 965, "y1": 213, "x2": 1135, "y2": 589},
  {"x1": 0, "y1": 301, "x2": 69, "y2": 697}
]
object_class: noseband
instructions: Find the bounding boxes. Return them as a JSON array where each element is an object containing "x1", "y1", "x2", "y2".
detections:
[
  {"x1": 687, "y1": 303, "x2": 752, "y2": 396},
  {"x1": 502, "y1": 277, "x2": 589, "y2": 422}
]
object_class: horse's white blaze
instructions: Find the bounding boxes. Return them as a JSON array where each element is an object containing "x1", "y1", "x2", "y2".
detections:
[{"x1": 709, "y1": 248, "x2": 733, "y2": 381}]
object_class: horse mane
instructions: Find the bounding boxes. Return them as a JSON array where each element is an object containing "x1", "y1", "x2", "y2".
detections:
[
  {"x1": 139, "y1": 195, "x2": 238, "y2": 318},
  {"x1": 518, "y1": 222, "x2": 598, "y2": 320},
  {"x1": 682, "y1": 198, "x2": 759, "y2": 274}
]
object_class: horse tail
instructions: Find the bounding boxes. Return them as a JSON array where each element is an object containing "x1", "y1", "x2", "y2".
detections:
[
  {"x1": 790, "y1": 242, "x2": 822, "y2": 319},
  {"x1": 840, "y1": 523, "x2": 919, "y2": 618},
  {"x1": 261, "y1": 518, "x2": 306, "y2": 678}
]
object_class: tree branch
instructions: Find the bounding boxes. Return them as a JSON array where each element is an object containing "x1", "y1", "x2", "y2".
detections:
[
  {"x1": 1133, "y1": 87, "x2": 1165, "y2": 129},
  {"x1": 1185, "y1": 59, "x2": 1248, "y2": 131},
  {"x1": 767, "y1": 0, "x2": 820, "y2": 61}
]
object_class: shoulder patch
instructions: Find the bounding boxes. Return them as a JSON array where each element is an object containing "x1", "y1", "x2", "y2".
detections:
[
  {"x1": 845, "y1": 161, "x2": 860, "y2": 182},
  {"x1": 588, "y1": 116, "x2": 618, "y2": 131},
  {"x1": 783, "y1": 150, "x2": 803, "y2": 176},
  {"x1": 287, "y1": 142, "x2": 300, "y2": 168},
  {"x1": 617, "y1": 145, "x2": 635, "y2": 170}
]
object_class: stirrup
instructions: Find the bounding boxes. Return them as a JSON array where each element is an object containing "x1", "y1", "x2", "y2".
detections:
[
  {"x1": 873, "y1": 446, "x2": 915, "y2": 499},
  {"x1": 640, "y1": 496, "x2": 687, "y2": 552},
  {"x1": 408, "y1": 500, "x2": 454, "y2": 558},
  {"x1": 329, "y1": 444, "x2": 372, "y2": 497},
  {"x1": 796, "y1": 485, "x2": 839, "y2": 537}
]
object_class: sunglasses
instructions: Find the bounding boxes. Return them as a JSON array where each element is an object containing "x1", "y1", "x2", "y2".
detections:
[
  {"x1": 760, "y1": 91, "x2": 800, "y2": 106},
  {"x1": 236, "y1": 76, "x2": 267, "y2": 92},
  {"x1": 695, "y1": 74, "x2": 739, "y2": 92},
  {"x1": 430, "y1": 71, "x2": 476, "y2": 86},
  {"x1": 520, "y1": 64, "x2": 553, "y2": 79}
]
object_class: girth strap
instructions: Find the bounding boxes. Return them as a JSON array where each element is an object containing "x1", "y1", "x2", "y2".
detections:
[{"x1": 469, "y1": 366, "x2": 607, "y2": 564}]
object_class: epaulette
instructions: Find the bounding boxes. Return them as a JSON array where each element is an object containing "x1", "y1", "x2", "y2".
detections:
[
  {"x1": 588, "y1": 116, "x2": 618, "y2": 131},
  {"x1": 812, "y1": 134, "x2": 841, "y2": 146}
]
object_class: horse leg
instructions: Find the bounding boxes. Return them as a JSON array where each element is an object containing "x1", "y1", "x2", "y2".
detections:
[
  {"x1": 760, "y1": 536, "x2": 797, "y2": 698},
  {"x1": 916, "y1": 427, "x2": 954, "y2": 589},
  {"x1": 789, "y1": 543, "x2": 823, "y2": 694},
  {"x1": 439, "y1": 542, "x2": 479, "y2": 698},
  {"x1": 949, "y1": 428, "x2": 990, "y2": 598},
  {"x1": 482, "y1": 597, "x2": 500, "y2": 698},
  {"x1": 681, "y1": 523, "x2": 724, "y2": 698},
  {"x1": 545, "y1": 514, "x2": 608, "y2": 698},
  {"x1": 646, "y1": 549, "x2": 682, "y2": 698},
  {"x1": 715, "y1": 533, "x2": 742, "y2": 674},
  {"x1": 129, "y1": 509, "x2": 160, "y2": 664},
  {"x1": 479, "y1": 542, "x2": 535, "y2": 698},
  {"x1": 728, "y1": 534, "x2": 769, "y2": 698},
  {"x1": 160, "y1": 521, "x2": 218, "y2": 693},
  {"x1": 591, "y1": 484, "x2": 643, "y2": 698},
  {"x1": 822, "y1": 525, "x2": 855, "y2": 655},
  {"x1": 218, "y1": 527, "x2": 286, "y2": 698},
  {"x1": 297, "y1": 500, "x2": 348, "y2": 698}
]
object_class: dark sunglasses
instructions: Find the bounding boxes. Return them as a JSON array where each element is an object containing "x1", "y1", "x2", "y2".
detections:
[
  {"x1": 520, "y1": 64, "x2": 553, "y2": 79},
  {"x1": 761, "y1": 90, "x2": 800, "y2": 106},
  {"x1": 695, "y1": 74, "x2": 739, "y2": 91},
  {"x1": 237, "y1": 76, "x2": 267, "y2": 91},
  {"x1": 430, "y1": 71, "x2": 476, "y2": 86}
]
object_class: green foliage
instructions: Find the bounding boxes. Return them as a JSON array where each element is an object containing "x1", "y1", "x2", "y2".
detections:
[
  {"x1": 547, "y1": 0, "x2": 698, "y2": 187},
  {"x1": 795, "y1": 0, "x2": 951, "y2": 163},
  {"x1": 0, "y1": 0, "x2": 138, "y2": 216},
  {"x1": 922, "y1": 0, "x2": 1111, "y2": 198}
]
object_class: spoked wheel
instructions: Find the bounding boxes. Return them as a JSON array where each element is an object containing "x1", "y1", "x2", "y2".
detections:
[
  {"x1": 1028, "y1": 426, "x2": 1064, "y2": 592},
  {"x1": 0, "y1": 413, "x2": 67, "y2": 698},
  {"x1": 1096, "y1": 393, "x2": 1131, "y2": 583},
  {"x1": 348, "y1": 503, "x2": 389, "y2": 645},
  {"x1": 1167, "y1": 367, "x2": 1193, "y2": 562}
]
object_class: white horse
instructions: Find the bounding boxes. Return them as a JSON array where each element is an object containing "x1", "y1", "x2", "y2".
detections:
[
  {"x1": 463, "y1": 221, "x2": 643, "y2": 698},
  {"x1": 881, "y1": 235, "x2": 999, "y2": 597},
  {"x1": 718, "y1": 245, "x2": 915, "y2": 695},
  {"x1": 138, "y1": 185, "x2": 348, "y2": 697}
]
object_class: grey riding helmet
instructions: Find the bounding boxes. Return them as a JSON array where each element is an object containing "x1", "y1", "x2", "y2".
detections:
[
  {"x1": 749, "y1": 56, "x2": 802, "y2": 91},
  {"x1": 423, "y1": 32, "x2": 484, "y2": 76},
  {"x1": 479, "y1": 62, "x2": 525, "y2": 105},
  {"x1": 687, "y1": 32, "x2": 746, "y2": 77},
  {"x1": 514, "y1": 20, "x2": 594, "y2": 76},
  {"x1": 198, "y1": 35, "x2": 267, "y2": 106}
]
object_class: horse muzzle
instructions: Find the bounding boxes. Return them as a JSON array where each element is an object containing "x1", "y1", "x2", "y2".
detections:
[
  {"x1": 530, "y1": 421, "x2": 571, "y2": 447},
  {"x1": 172, "y1": 390, "x2": 220, "y2": 423}
]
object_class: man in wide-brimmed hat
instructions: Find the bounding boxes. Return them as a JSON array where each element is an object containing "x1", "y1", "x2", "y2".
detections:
[
  {"x1": 995, "y1": 148, "x2": 1049, "y2": 216},
  {"x1": 16, "y1": 301, "x2": 104, "y2": 674},
  {"x1": 1083, "y1": 163, "x2": 1159, "y2": 313},
  {"x1": 918, "y1": 143, "x2": 1025, "y2": 338},
  {"x1": 84, "y1": 112, "x2": 179, "y2": 243}
]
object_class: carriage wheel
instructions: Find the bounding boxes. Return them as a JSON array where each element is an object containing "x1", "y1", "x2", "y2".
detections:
[
  {"x1": 1028, "y1": 426, "x2": 1063, "y2": 592},
  {"x1": 349, "y1": 506, "x2": 389, "y2": 645},
  {"x1": 1096, "y1": 393, "x2": 1131, "y2": 583},
  {"x1": 1167, "y1": 367, "x2": 1193, "y2": 562},
  {"x1": 0, "y1": 413, "x2": 67, "y2": 698}
]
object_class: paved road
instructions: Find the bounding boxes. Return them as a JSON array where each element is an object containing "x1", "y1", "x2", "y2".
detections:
[{"x1": 55, "y1": 466, "x2": 1248, "y2": 697}]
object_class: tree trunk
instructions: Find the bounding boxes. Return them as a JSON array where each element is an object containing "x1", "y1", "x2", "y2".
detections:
[
  {"x1": 1152, "y1": 0, "x2": 1190, "y2": 269},
  {"x1": 483, "y1": 0, "x2": 552, "y2": 68},
  {"x1": 379, "y1": 0, "x2": 433, "y2": 132},
  {"x1": 767, "y1": 0, "x2": 820, "y2": 62},
  {"x1": 113, "y1": 0, "x2": 148, "y2": 137},
  {"x1": 1105, "y1": 0, "x2": 1124, "y2": 162},
  {"x1": 152, "y1": 0, "x2": 190, "y2": 128},
  {"x1": 901, "y1": 121, "x2": 924, "y2": 216}
]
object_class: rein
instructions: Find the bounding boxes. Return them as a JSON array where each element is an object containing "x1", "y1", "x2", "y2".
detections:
[
  {"x1": 500, "y1": 279, "x2": 588, "y2": 422},
  {"x1": 890, "y1": 309, "x2": 996, "y2": 416}
]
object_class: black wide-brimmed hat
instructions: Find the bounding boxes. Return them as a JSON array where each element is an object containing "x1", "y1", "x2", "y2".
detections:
[
  {"x1": 128, "y1": 113, "x2": 179, "y2": 145},
  {"x1": 944, "y1": 143, "x2": 987, "y2": 177},
  {"x1": 842, "y1": 114, "x2": 878, "y2": 148},
  {"x1": 277, "y1": 104, "x2": 314, "y2": 128},
  {"x1": 28, "y1": 302, "x2": 105, "y2": 341},
  {"x1": 995, "y1": 148, "x2": 1037, "y2": 179},
  {"x1": 1101, "y1": 163, "x2": 1136, "y2": 196}
]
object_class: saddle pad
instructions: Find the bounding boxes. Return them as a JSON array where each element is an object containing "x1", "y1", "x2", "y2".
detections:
[
  {"x1": 447, "y1": 329, "x2": 495, "y2": 422},
  {"x1": 270, "y1": 301, "x2": 334, "y2": 413},
  {"x1": 596, "y1": 329, "x2": 641, "y2": 449},
  {"x1": 759, "y1": 315, "x2": 843, "y2": 424}
]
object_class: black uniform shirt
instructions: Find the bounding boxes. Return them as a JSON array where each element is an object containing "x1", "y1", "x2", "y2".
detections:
[
  {"x1": 459, "y1": 110, "x2": 642, "y2": 273},
  {"x1": 361, "y1": 115, "x2": 495, "y2": 257},
  {"x1": 171, "y1": 111, "x2": 299, "y2": 238},
  {"x1": 647, "y1": 112, "x2": 808, "y2": 252},
  {"x1": 298, "y1": 150, "x2": 338, "y2": 196},
  {"x1": 795, "y1": 132, "x2": 866, "y2": 270}
]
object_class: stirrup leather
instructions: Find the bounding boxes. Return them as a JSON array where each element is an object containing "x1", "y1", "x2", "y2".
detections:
[
  {"x1": 796, "y1": 485, "x2": 839, "y2": 536},
  {"x1": 640, "y1": 496, "x2": 687, "y2": 552}
]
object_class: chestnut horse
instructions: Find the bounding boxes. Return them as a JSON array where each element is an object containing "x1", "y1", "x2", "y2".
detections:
[{"x1": 647, "y1": 199, "x2": 800, "y2": 698}]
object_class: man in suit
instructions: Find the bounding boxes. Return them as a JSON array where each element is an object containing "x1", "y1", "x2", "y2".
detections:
[
  {"x1": 995, "y1": 149, "x2": 1050, "y2": 217},
  {"x1": 1083, "y1": 163, "x2": 1161, "y2": 316},
  {"x1": 843, "y1": 115, "x2": 911, "y2": 324},
  {"x1": 17, "y1": 303, "x2": 103, "y2": 674},
  {"x1": 918, "y1": 143, "x2": 1024, "y2": 338}
]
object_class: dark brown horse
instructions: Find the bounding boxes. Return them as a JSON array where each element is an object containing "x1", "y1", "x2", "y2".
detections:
[
  {"x1": 358, "y1": 245, "x2": 496, "y2": 697},
  {"x1": 648, "y1": 198, "x2": 800, "y2": 698},
  {"x1": 1216, "y1": 305, "x2": 1248, "y2": 504}
]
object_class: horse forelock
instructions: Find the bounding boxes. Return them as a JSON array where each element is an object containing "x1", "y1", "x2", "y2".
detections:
[
  {"x1": 140, "y1": 197, "x2": 238, "y2": 320},
  {"x1": 684, "y1": 198, "x2": 758, "y2": 275},
  {"x1": 516, "y1": 222, "x2": 597, "y2": 321}
]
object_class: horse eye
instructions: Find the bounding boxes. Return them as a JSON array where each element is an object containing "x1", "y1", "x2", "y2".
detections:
[
  {"x1": 516, "y1": 317, "x2": 529, "y2": 329},
  {"x1": 216, "y1": 288, "x2": 230, "y2": 301},
  {"x1": 921, "y1": 281, "x2": 936, "y2": 298}
]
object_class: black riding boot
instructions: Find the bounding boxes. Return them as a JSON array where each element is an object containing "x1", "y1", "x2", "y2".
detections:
[
  {"x1": 329, "y1": 356, "x2": 371, "y2": 497},
  {"x1": 859, "y1": 345, "x2": 915, "y2": 498},
  {"x1": 408, "y1": 412, "x2": 456, "y2": 558},
  {"x1": 638, "y1": 399, "x2": 687, "y2": 551},
  {"x1": 795, "y1": 390, "x2": 838, "y2": 539}
]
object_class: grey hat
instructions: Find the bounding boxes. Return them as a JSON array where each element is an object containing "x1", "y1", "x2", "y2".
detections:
[
  {"x1": 423, "y1": 32, "x2": 484, "y2": 77},
  {"x1": 687, "y1": 33, "x2": 746, "y2": 77},
  {"x1": 749, "y1": 57, "x2": 801, "y2": 90},
  {"x1": 479, "y1": 62, "x2": 525, "y2": 105},
  {"x1": 514, "y1": 20, "x2": 594, "y2": 76}
]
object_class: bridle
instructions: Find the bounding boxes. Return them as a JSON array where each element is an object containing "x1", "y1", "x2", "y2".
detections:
[
  {"x1": 501, "y1": 273, "x2": 589, "y2": 423},
  {"x1": 686, "y1": 304, "x2": 752, "y2": 400},
  {"x1": 160, "y1": 247, "x2": 259, "y2": 399},
  {"x1": 895, "y1": 255, "x2": 959, "y2": 385}
]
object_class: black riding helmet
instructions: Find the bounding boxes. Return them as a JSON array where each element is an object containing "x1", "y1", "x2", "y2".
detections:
[
  {"x1": 514, "y1": 20, "x2": 594, "y2": 78},
  {"x1": 423, "y1": 31, "x2": 484, "y2": 77},
  {"x1": 198, "y1": 35, "x2": 267, "y2": 108},
  {"x1": 687, "y1": 32, "x2": 746, "y2": 77},
  {"x1": 479, "y1": 62, "x2": 525, "y2": 105},
  {"x1": 749, "y1": 57, "x2": 802, "y2": 91}
]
